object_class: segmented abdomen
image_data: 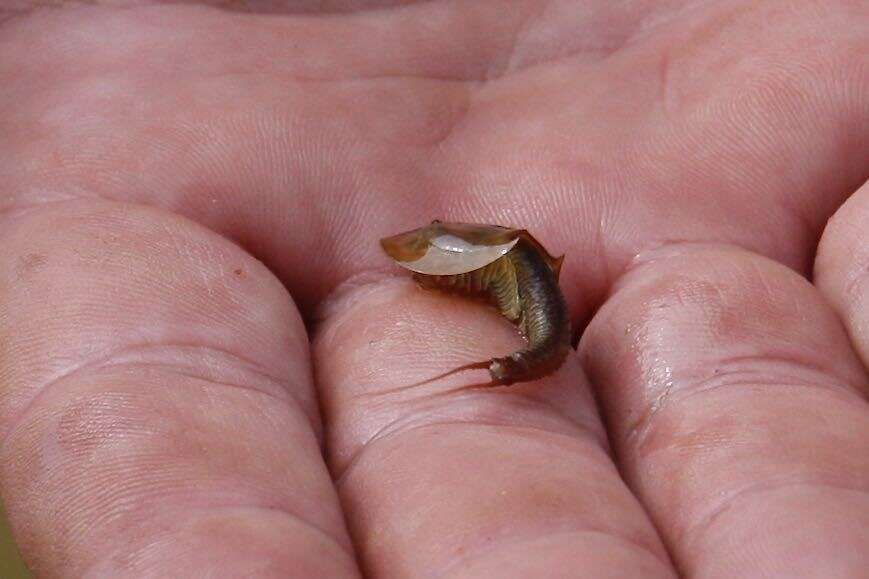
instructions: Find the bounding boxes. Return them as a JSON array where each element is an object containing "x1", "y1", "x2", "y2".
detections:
[
  {"x1": 500, "y1": 239, "x2": 570, "y2": 384},
  {"x1": 413, "y1": 238, "x2": 570, "y2": 386}
]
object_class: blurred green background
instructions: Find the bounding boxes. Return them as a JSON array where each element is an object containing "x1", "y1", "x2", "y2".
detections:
[{"x1": 0, "y1": 503, "x2": 30, "y2": 578}]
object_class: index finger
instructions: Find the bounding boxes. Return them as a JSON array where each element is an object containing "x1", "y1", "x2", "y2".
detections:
[{"x1": 0, "y1": 200, "x2": 360, "y2": 577}]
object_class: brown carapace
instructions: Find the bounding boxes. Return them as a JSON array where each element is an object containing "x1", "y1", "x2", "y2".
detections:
[{"x1": 380, "y1": 221, "x2": 571, "y2": 388}]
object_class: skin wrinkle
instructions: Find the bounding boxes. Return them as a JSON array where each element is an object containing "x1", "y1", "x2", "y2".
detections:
[
  {"x1": 680, "y1": 478, "x2": 869, "y2": 553},
  {"x1": 0, "y1": 0, "x2": 424, "y2": 24},
  {"x1": 623, "y1": 356, "x2": 869, "y2": 449},
  {"x1": 57, "y1": 463, "x2": 337, "y2": 553},
  {"x1": 204, "y1": 0, "x2": 435, "y2": 15},
  {"x1": 79, "y1": 504, "x2": 360, "y2": 577},
  {"x1": 423, "y1": 83, "x2": 474, "y2": 152},
  {"x1": 0, "y1": 1, "x2": 705, "y2": 87},
  {"x1": 0, "y1": 1, "x2": 93, "y2": 25},
  {"x1": 0, "y1": 0, "x2": 695, "y2": 46},
  {"x1": 0, "y1": 340, "x2": 314, "y2": 450},
  {"x1": 2, "y1": 363, "x2": 349, "y2": 577},
  {"x1": 333, "y1": 416, "x2": 606, "y2": 485},
  {"x1": 599, "y1": 247, "x2": 869, "y2": 448},
  {"x1": 0, "y1": 50, "x2": 490, "y2": 93},
  {"x1": 656, "y1": 47, "x2": 676, "y2": 119},
  {"x1": 334, "y1": 418, "x2": 668, "y2": 578},
  {"x1": 0, "y1": 198, "x2": 89, "y2": 233},
  {"x1": 313, "y1": 271, "x2": 404, "y2": 324},
  {"x1": 486, "y1": 1, "x2": 546, "y2": 80},
  {"x1": 712, "y1": 353, "x2": 869, "y2": 397},
  {"x1": 212, "y1": 69, "x2": 483, "y2": 86},
  {"x1": 434, "y1": 527, "x2": 675, "y2": 579},
  {"x1": 4, "y1": 399, "x2": 322, "y2": 544},
  {"x1": 0, "y1": 5, "x2": 502, "y2": 82},
  {"x1": 167, "y1": 503, "x2": 359, "y2": 561}
]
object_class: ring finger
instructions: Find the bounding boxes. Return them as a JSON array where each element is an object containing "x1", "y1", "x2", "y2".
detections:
[{"x1": 581, "y1": 244, "x2": 869, "y2": 577}]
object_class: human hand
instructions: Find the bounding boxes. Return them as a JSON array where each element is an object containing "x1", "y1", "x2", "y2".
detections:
[{"x1": 1, "y1": 1, "x2": 867, "y2": 577}]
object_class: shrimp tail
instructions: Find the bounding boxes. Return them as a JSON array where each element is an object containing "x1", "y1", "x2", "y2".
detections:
[
  {"x1": 369, "y1": 359, "x2": 497, "y2": 396},
  {"x1": 417, "y1": 359, "x2": 492, "y2": 384}
]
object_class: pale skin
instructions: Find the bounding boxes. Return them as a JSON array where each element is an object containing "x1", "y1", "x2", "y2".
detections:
[{"x1": 0, "y1": 1, "x2": 868, "y2": 577}]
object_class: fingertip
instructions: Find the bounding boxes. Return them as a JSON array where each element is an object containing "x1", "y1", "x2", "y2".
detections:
[
  {"x1": 0, "y1": 199, "x2": 355, "y2": 577},
  {"x1": 580, "y1": 241, "x2": 869, "y2": 578},
  {"x1": 815, "y1": 180, "x2": 869, "y2": 368},
  {"x1": 314, "y1": 274, "x2": 673, "y2": 577}
]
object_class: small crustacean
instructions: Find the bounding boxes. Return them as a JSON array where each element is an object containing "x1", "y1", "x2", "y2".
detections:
[{"x1": 380, "y1": 220, "x2": 570, "y2": 388}]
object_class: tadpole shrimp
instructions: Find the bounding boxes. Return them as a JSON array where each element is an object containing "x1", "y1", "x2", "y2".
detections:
[{"x1": 380, "y1": 220, "x2": 571, "y2": 389}]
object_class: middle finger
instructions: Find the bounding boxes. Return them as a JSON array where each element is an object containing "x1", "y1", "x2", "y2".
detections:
[{"x1": 314, "y1": 276, "x2": 676, "y2": 578}]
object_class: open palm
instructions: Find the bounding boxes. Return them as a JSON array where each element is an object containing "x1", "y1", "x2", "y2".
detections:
[{"x1": 1, "y1": 1, "x2": 867, "y2": 577}]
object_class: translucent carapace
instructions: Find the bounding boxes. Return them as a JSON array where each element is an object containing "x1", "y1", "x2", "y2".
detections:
[{"x1": 380, "y1": 221, "x2": 563, "y2": 278}]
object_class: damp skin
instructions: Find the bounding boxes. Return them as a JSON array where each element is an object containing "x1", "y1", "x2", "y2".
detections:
[{"x1": 381, "y1": 221, "x2": 570, "y2": 387}]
